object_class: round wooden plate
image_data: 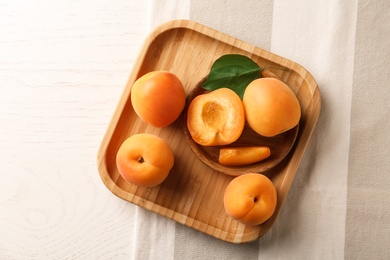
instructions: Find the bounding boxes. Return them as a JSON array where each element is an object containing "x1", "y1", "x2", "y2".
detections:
[{"x1": 182, "y1": 80, "x2": 299, "y2": 176}]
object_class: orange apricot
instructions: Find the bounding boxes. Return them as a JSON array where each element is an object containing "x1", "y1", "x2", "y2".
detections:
[
  {"x1": 131, "y1": 71, "x2": 186, "y2": 128},
  {"x1": 186, "y1": 88, "x2": 245, "y2": 146},
  {"x1": 243, "y1": 78, "x2": 301, "y2": 137},
  {"x1": 224, "y1": 173, "x2": 277, "y2": 226},
  {"x1": 219, "y1": 146, "x2": 271, "y2": 166},
  {"x1": 116, "y1": 133, "x2": 174, "y2": 187}
]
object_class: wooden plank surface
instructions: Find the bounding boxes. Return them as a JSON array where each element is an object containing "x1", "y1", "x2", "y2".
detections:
[{"x1": 0, "y1": 1, "x2": 149, "y2": 258}]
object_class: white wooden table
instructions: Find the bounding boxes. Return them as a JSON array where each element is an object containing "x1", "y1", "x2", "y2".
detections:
[{"x1": 0, "y1": 1, "x2": 149, "y2": 258}]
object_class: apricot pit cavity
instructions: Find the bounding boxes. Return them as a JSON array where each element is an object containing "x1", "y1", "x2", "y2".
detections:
[{"x1": 202, "y1": 101, "x2": 226, "y2": 129}]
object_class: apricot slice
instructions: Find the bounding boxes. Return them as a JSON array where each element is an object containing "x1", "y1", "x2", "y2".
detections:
[
  {"x1": 224, "y1": 173, "x2": 277, "y2": 226},
  {"x1": 219, "y1": 146, "x2": 271, "y2": 166},
  {"x1": 131, "y1": 70, "x2": 186, "y2": 128},
  {"x1": 243, "y1": 78, "x2": 301, "y2": 137},
  {"x1": 187, "y1": 88, "x2": 245, "y2": 146}
]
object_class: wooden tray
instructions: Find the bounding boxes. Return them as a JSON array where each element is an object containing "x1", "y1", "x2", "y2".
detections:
[{"x1": 97, "y1": 20, "x2": 321, "y2": 243}]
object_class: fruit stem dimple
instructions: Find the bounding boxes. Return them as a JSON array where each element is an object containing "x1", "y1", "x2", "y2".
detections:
[{"x1": 137, "y1": 157, "x2": 144, "y2": 163}]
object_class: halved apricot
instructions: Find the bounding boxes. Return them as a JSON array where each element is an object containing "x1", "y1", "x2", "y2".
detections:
[
  {"x1": 186, "y1": 88, "x2": 245, "y2": 146},
  {"x1": 219, "y1": 146, "x2": 271, "y2": 166}
]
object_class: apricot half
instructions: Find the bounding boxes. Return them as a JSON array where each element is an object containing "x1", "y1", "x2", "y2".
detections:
[
  {"x1": 116, "y1": 133, "x2": 174, "y2": 187},
  {"x1": 187, "y1": 88, "x2": 245, "y2": 146},
  {"x1": 131, "y1": 71, "x2": 186, "y2": 128},
  {"x1": 224, "y1": 173, "x2": 277, "y2": 226},
  {"x1": 243, "y1": 78, "x2": 301, "y2": 137}
]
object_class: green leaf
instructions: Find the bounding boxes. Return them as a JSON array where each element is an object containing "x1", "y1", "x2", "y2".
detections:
[{"x1": 200, "y1": 54, "x2": 262, "y2": 99}]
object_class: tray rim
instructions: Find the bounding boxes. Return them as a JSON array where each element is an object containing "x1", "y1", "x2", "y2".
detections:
[{"x1": 97, "y1": 19, "x2": 321, "y2": 243}]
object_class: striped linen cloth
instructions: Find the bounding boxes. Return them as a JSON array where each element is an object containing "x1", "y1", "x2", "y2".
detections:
[{"x1": 132, "y1": 1, "x2": 390, "y2": 259}]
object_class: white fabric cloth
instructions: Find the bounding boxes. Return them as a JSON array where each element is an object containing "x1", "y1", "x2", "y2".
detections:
[
  {"x1": 132, "y1": 1, "x2": 390, "y2": 259},
  {"x1": 148, "y1": 0, "x2": 190, "y2": 30}
]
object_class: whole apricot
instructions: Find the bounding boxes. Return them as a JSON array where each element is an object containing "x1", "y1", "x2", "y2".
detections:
[
  {"x1": 243, "y1": 78, "x2": 301, "y2": 137},
  {"x1": 116, "y1": 133, "x2": 174, "y2": 187},
  {"x1": 187, "y1": 88, "x2": 245, "y2": 146},
  {"x1": 131, "y1": 71, "x2": 186, "y2": 127},
  {"x1": 224, "y1": 173, "x2": 277, "y2": 226}
]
